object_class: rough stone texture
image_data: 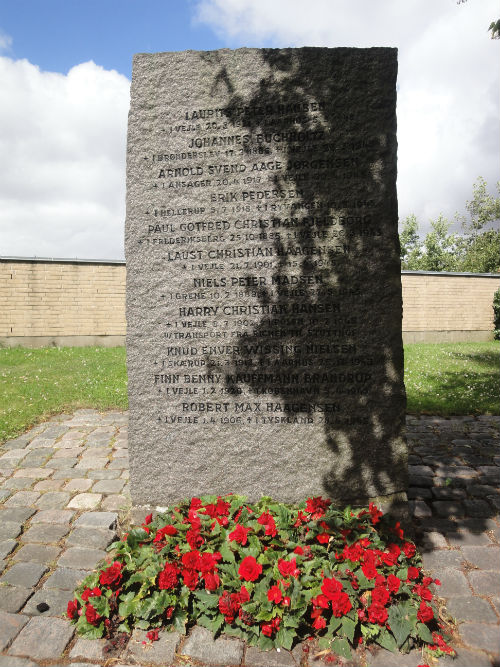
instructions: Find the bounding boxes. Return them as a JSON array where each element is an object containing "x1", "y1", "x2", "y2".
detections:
[
  {"x1": 126, "y1": 47, "x2": 405, "y2": 507},
  {"x1": 73, "y1": 510, "x2": 117, "y2": 529},
  {"x1": 0, "y1": 508, "x2": 36, "y2": 523},
  {"x1": 13, "y1": 543, "x2": 61, "y2": 564},
  {"x1": 125, "y1": 628, "x2": 180, "y2": 665},
  {"x1": 43, "y1": 567, "x2": 88, "y2": 590},
  {"x1": 0, "y1": 586, "x2": 33, "y2": 613},
  {"x1": 22, "y1": 588, "x2": 73, "y2": 616},
  {"x1": 29, "y1": 509, "x2": 74, "y2": 524},
  {"x1": 69, "y1": 637, "x2": 107, "y2": 661},
  {"x1": 245, "y1": 645, "x2": 301, "y2": 666},
  {"x1": 66, "y1": 492, "x2": 102, "y2": 509},
  {"x1": 0, "y1": 657, "x2": 39, "y2": 667},
  {"x1": 0, "y1": 609, "x2": 29, "y2": 651},
  {"x1": 0, "y1": 539, "x2": 17, "y2": 559},
  {"x1": 181, "y1": 625, "x2": 244, "y2": 665},
  {"x1": 468, "y1": 570, "x2": 500, "y2": 597},
  {"x1": 0, "y1": 562, "x2": 47, "y2": 588},
  {"x1": 21, "y1": 523, "x2": 70, "y2": 544},
  {"x1": 65, "y1": 526, "x2": 117, "y2": 549},
  {"x1": 461, "y1": 546, "x2": 500, "y2": 570},
  {"x1": 446, "y1": 595, "x2": 498, "y2": 623},
  {"x1": 57, "y1": 546, "x2": 107, "y2": 570},
  {"x1": 8, "y1": 616, "x2": 74, "y2": 659},
  {"x1": 458, "y1": 623, "x2": 500, "y2": 653}
]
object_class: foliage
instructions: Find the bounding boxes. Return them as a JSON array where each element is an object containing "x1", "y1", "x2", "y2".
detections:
[
  {"x1": 400, "y1": 178, "x2": 500, "y2": 273},
  {"x1": 488, "y1": 19, "x2": 500, "y2": 38},
  {"x1": 68, "y1": 495, "x2": 454, "y2": 659},
  {"x1": 0, "y1": 346, "x2": 127, "y2": 442},
  {"x1": 494, "y1": 289, "x2": 500, "y2": 341}
]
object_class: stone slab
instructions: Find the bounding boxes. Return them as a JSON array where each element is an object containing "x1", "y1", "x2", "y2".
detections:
[
  {"x1": 0, "y1": 539, "x2": 17, "y2": 560},
  {"x1": 468, "y1": 570, "x2": 500, "y2": 597},
  {"x1": 245, "y1": 645, "x2": 300, "y2": 666},
  {"x1": 43, "y1": 567, "x2": 88, "y2": 590},
  {"x1": 73, "y1": 511, "x2": 117, "y2": 529},
  {"x1": 22, "y1": 587, "x2": 73, "y2": 616},
  {"x1": 57, "y1": 546, "x2": 107, "y2": 569},
  {"x1": 0, "y1": 610, "x2": 29, "y2": 651},
  {"x1": 66, "y1": 492, "x2": 102, "y2": 509},
  {"x1": 0, "y1": 586, "x2": 33, "y2": 613},
  {"x1": 126, "y1": 47, "x2": 405, "y2": 507},
  {"x1": 461, "y1": 546, "x2": 500, "y2": 570},
  {"x1": 70, "y1": 637, "x2": 107, "y2": 661},
  {"x1": 21, "y1": 523, "x2": 70, "y2": 544},
  {"x1": 181, "y1": 625, "x2": 244, "y2": 665},
  {"x1": 446, "y1": 595, "x2": 497, "y2": 623},
  {"x1": 29, "y1": 509, "x2": 74, "y2": 524},
  {"x1": 0, "y1": 657, "x2": 39, "y2": 667},
  {"x1": 65, "y1": 526, "x2": 117, "y2": 550},
  {"x1": 458, "y1": 622, "x2": 500, "y2": 653},
  {"x1": 13, "y1": 543, "x2": 61, "y2": 564},
  {"x1": 8, "y1": 616, "x2": 74, "y2": 659},
  {"x1": 0, "y1": 508, "x2": 36, "y2": 523},
  {"x1": 0, "y1": 562, "x2": 47, "y2": 588},
  {"x1": 126, "y1": 628, "x2": 181, "y2": 665}
]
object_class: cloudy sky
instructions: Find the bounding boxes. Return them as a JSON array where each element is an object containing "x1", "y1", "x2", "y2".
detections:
[{"x1": 0, "y1": 0, "x2": 498, "y2": 260}]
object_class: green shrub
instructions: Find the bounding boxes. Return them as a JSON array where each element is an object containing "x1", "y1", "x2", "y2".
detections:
[{"x1": 494, "y1": 288, "x2": 500, "y2": 340}]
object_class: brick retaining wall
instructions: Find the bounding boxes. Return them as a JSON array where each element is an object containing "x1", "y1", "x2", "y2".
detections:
[{"x1": 0, "y1": 258, "x2": 498, "y2": 347}]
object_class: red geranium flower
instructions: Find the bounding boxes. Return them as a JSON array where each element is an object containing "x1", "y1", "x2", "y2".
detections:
[
  {"x1": 99, "y1": 561, "x2": 122, "y2": 587},
  {"x1": 158, "y1": 562, "x2": 179, "y2": 590},
  {"x1": 407, "y1": 566, "x2": 420, "y2": 581},
  {"x1": 239, "y1": 556, "x2": 262, "y2": 582},
  {"x1": 182, "y1": 568, "x2": 199, "y2": 590},
  {"x1": 146, "y1": 629, "x2": 159, "y2": 641},
  {"x1": 154, "y1": 525, "x2": 177, "y2": 542},
  {"x1": 257, "y1": 512, "x2": 277, "y2": 537},
  {"x1": 186, "y1": 528, "x2": 204, "y2": 549},
  {"x1": 267, "y1": 585, "x2": 282, "y2": 604},
  {"x1": 229, "y1": 523, "x2": 250, "y2": 545},
  {"x1": 278, "y1": 557, "x2": 299, "y2": 578},
  {"x1": 305, "y1": 496, "x2": 330, "y2": 519},
  {"x1": 417, "y1": 602, "x2": 434, "y2": 623},
  {"x1": 182, "y1": 550, "x2": 201, "y2": 570},
  {"x1": 85, "y1": 603, "x2": 101, "y2": 626},
  {"x1": 367, "y1": 602, "x2": 388, "y2": 625},
  {"x1": 402, "y1": 542, "x2": 416, "y2": 558},
  {"x1": 203, "y1": 571, "x2": 220, "y2": 591},
  {"x1": 67, "y1": 599, "x2": 79, "y2": 619},
  {"x1": 368, "y1": 502, "x2": 383, "y2": 525},
  {"x1": 321, "y1": 576, "x2": 342, "y2": 599},
  {"x1": 387, "y1": 574, "x2": 401, "y2": 595}
]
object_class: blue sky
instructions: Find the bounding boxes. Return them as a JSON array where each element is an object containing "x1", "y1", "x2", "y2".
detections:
[
  {"x1": 0, "y1": 0, "x2": 498, "y2": 260},
  {"x1": 0, "y1": 0, "x2": 222, "y2": 77}
]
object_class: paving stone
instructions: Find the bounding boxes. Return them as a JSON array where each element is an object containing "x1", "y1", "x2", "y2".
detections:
[
  {"x1": 421, "y1": 549, "x2": 464, "y2": 571},
  {"x1": 63, "y1": 478, "x2": 93, "y2": 492},
  {"x1": 0, "y1": 656, "x2": 39, "y2": 667},
  {"x1": 0, "y1": 609, "x2": 29, "y2": 651},
  {"x1": 245, "y1": 645, "x2": 300, "y2": 666},
  {"x1": 410, "y1": 499, "x2": 431, "y2": 519},
  {"x1": 33, "y1": 479, "x2": 64, "y2": 491},
  {"x1": 446, "y1": 595, "x2": 498, "y2": 623},
  {"x1": 432, "y1": 500, "x2": 465, "y2": 518},
  {"x1": 463, "y1": 499, "x2": 493, "y2": 518},
  {"x1": 477, "y1": 466, "x2": 500, "y2": 483},
  {"x1": 107, "y1": 458, "x2": 128, "y2": 469},
  {"x1": 13, "y1": 468, "x2": 52, "y2": 479},
  {"x1": 113, "y1": 448, "x2": 129, "y2": 458},
  {"x1": 0, "y1": 586, "x2": 33, "y2": 613},
  {"x1": 43, "y1": 567, "x2": 88, "y2": 590},
  {"x1": 0, "y1": 562, "x2": 47, "y2": 588},
  {"x1": 4, "y1": 491, "x2": 40, "y2": 506},
  {"x1": 1, "y1": 435, "x2": 31, "y2": 449},
  {"x1": 69, "y1": 637, "x2": 107, "y2": 661},
  {"x1": 39, "y1": 425, "x2": 69, "y2": 439},
  {"x1": 0, "y1": 489, "x2": 12, "y2": 501},
  {"x1": 407, "y1": 474, "x2": 433, "y2": 487},
  {"x1": 0, "y1": 540, "x2": 18, "y2": 559},
  {"x1": 461, "y1": 517, "x2": 499, "y2": 534},
  {"x1": 48, "y1": 458, "x2": 78, "y2": 469},
  {"x1": 57, "y1": 546, "x2": 107, "y2": 569},
  {"x1": 87, "y1": 468, "x2": 120, "y2": 479},
  {"x1": 434, "y1": 466, "x2": 477, "y2": 479},
  {"x1": 461, "y1": 546, "x2": 500, "y2": 570},
  {"x1": 80, "y1": 446, "x2": 110, "y2": 458},
  {"x1": 420, "y1": 531, "x2": 447, "y2": 549},
  {"x1": 52, "y1": 469, "x2": 88, "y2": 480},
  {"x1": 91, "y1": 478, "x2": 125, "y2": 494},
  {"x1": 66, "y1": 527, "x2": 117, "y2": 550},
  {"x1": 447, "y1": 531, "x2": 493, "y2": 547},
  {"x1": 101, "y1": 494, "x2": 129, "y2": 511},
  {"x1": 408, "y1": 464, "x2": 434, "y2": 476},
  {"x1": 52, "y1": 447, "x2": 83, "y2": 458},
  {"x1": 486, "y1": 495, "x2": 500, "y2": 511},
  {"x1": 74, "y1": 458, "x2": 108, "y2": 470},
  {"x1": 432, "y1": 486, "x2": 466, "y2": 500},
  {"x1": 73, "y1": 511, "x2": 118, "y2": 529},
  {"x1": 17, "y1": 452, "x2": 52, "y2": 468},
  {"x1": 0, "y1": 521, "x2": 22, "y2": 540},
  {"x1": 0, "y1": 449, "x2": 28, "y2": 462},
  {"x1": 431, "y1": 568, "x2": 470, "y2": 597},
  {"x1": 58, "y1": 431, "x2": 87, "y2": 445},
  {"x1": 121, "y1": 469, "x2": 130, "y2": 479},
  {"x1": 458, "y1": 622, "x2": 500, "y2": 653},
  {"x1": 125, "y1": 628, "x2": 181, "y2": 665},
  {"x1": 21, "y1": 523, "x2": 69, "y2": 544},
  {"x1": 0, "y1": 507, "x2": 36, "y2": 523},
  {"x1": 22, "y1": 587, "x2": 73, "y2": 616},
  {"x1": 30, "y1": 509, "x2": 74, "y2": 524},
  {"x1": 35, "y1": 491, "x2": 72, "y2": 510},
  {"x1": 13, "y1": 543, "x2": 61, "y2": 564},
  {"x1": 26, "y1": 437, "x2": 56, "y2": 450},
  {"x1": 468, "y1": 570, "x2": 500, "y2": 597},
  {"x1": 363, "y1": 647, "x2": 423, "y2": 666},
  {"x1": 8, "y1": 616, "x2": 75, "y2": 659},
  {"x1": 407, "y1": 487, "x2": 432, "y2": 500},
  {"x1": 67, "y1": 493, "x2": 102, "y2": 509},
  {"x1": 3, "y1": 479, "x2": 37, "y2": 491},
  {"x1": 182, "y1": 625, "x2": 244, "y2": 665},
  {"x1": 438, "y1": 647, "x2": 493, "y2": 667}
]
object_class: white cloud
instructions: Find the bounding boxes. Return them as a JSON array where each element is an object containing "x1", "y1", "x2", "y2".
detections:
[
  {"x1": 0, "y1": 30, "x2": 12, "y2": 52},
  {"x1": 195, "y1": 0, "x2": 500, "y2": 235},
  {"x1": 0, "y1": 57, "x2": 129, "y2": 259}
]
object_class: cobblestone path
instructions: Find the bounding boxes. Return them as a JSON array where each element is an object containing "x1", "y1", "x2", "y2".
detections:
[{"x1": 0, "y1": 411, "x2": 498, "y2": 666}]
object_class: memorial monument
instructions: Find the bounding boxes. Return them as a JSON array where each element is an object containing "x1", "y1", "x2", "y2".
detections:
[{"x1": 125, "y1": 47, "x2": 407, "y2": 509}]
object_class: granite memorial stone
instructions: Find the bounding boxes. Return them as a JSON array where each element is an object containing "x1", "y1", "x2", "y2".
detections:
[{"x1": 125, "y1": 47, "x2": 407, "y2": 508}]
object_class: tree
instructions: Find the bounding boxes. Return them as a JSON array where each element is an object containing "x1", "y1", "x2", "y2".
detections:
[{"x1": 399, "y1": 177, "x2": 500, "y2": 273}]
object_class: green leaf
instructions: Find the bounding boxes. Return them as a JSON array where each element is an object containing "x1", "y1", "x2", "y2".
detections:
[
  {"x1": 136, "y1": 619, "x2": 150, "y2": 630},
  {"x1": 127, "y1": 528, "x2": 150, "y2": 550},
  {"x1": 327, "y1": 617, "x2": 342, "y2": 636},
  {"x1": 219, "y1": 541, "x2": 236, "y2": 564},
  {"x1": 258, "y1": 633, "x2": 274, "y2": 650},
  {"x1": 194, "y1": 590, "x2": 219, "y2": 609},
  {"x1": 416, "y1": 622, "x2": 433, "y2": 643},
  {"x1": 172, "y1": 609, "x2": 188, "y2": 635},
  {"x1": 318, "y1": 636, "x2": 332, "y2": 650},
  {"x1": 376, "y1": 628, "x2": 398, "y2": 652},
  {"x1": 275, "y1": 627, "x2": 294, "y2": 650},
  {"x1": 387, "y1": 604, "x2": 413, "y2": 648},
  {"x1": 340, "y1": 616, "x2": 356, "y2": 643},
  {"x1": 331, "y1": 637, "x2": 351, "y2": 659},
  {"x1": 198, "y1": 614, "x2": 224, "y2": 634}
]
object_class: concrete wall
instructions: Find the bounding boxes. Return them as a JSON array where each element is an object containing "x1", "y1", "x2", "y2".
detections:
[{"x1": 0, "y1": 258, "x2": 499, "y2": 347}]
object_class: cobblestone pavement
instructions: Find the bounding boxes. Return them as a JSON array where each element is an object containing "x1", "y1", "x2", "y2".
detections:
[{"x1": 0, "y1": 410, "x2": 498, "y2": 667}]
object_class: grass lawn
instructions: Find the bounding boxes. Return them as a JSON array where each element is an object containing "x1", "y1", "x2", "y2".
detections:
[{"x1": 0, "y1": 342, "x2": 498, "y2": 443}]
